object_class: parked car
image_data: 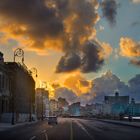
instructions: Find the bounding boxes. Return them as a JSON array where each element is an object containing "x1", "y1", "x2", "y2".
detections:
[{"x1": 48, "y1": 116, "x2": 58, "y2": 125}]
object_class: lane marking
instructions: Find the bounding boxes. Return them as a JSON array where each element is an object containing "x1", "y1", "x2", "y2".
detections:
[
  {"x1": 44, "y1": 132, "x2": 49, "y2": 140},
  {"x1": 70, "y1": 120, "x2": 73, "y2": 140},
  {"x1": 42, "y1": 129, "x2": 48, "y2": 140},
  {"x1": 74, "y1": 120, "x2": 95, "y2": 140},
  {"x1": 29, "y1": 136, "x2": 36, "y2": 140}
]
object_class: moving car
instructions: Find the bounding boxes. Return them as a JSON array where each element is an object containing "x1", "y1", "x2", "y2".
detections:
[{"x1": 48, "y1": 116, "x2": 58, "y2": 125}]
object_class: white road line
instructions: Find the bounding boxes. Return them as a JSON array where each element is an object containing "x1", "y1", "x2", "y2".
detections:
[
  {"x1": 42, "y1": 129, "x2": 48, "y2": 140},
  {"x1": 74, "y1": 120, "x2": 95, "y2": 140},
  {"x1": 29, "y1": 135, "x2": 36, "y2": 140},
  {"x1": 44, "y1": 132, "x2": 49, "y2": 140}
]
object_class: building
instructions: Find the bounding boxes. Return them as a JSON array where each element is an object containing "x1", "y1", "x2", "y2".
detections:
[
  {"x1": 0, "y1": 51, "x2": 35, "y2": 123},
  {"x1": 81, "y1": 103, "x2": 103, "y2": 117},
  {"x1": 49, "y1": 99, "x2": 58, "y2": 116},
  {"x1": 80, "y1": 104, "x2": 94, "y2": 117},
  {"x1": 57, "y1": 97, "x2": 69, "y2": 116},
  {"x1": 0, "y1": 52, "x2": 11, "y2": 121},
  {"x1": 126, "y1": 98, "x2": 140, "y2": 116},
  {"x1": 103, "y1": 92, "x2": 129, "y2": 116},
  {"x1": 69, "y1": 102, "x2": 81, "y2": 116},
  {"x1": 35, "y1": 88, "x2": 49, "y2": 119}
]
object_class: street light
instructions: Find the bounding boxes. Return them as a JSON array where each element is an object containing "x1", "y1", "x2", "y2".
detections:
[
  {"x1": 11, "y1": 48, "x2": 24, "y2": 124},
  {"x1": 14, "y1": 48, "x2": 24, "y2": 64},
  {"x1": 30, "y1": 67, "x2": 38, "y2": 89},
  {"x1": 30, "y1": 67, "x2": 38, "y2": 78}
]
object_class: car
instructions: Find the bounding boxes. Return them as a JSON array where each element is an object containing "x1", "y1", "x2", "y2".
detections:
[{"x1": 48, "y1": 116, "x2": 58, "y2": 125}]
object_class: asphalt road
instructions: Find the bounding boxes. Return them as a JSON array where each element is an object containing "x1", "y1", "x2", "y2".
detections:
[{"x1": 0, "y1": 118, "x2": 140, "y2": 140}]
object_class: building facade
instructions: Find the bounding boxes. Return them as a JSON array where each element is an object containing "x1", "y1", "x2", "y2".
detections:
[
  {"x1": 103, "y1": 92, "x2": 129, "y2": 116},
  {"x1": 0, "y1": 52, "x2": 10, "y2": 121},
  {"x1": 36, "y1": 88, "x2": 49, "y2": 119},
  {"x1": 57, "y1": 97, "x2": 69, "y2": 116},
  {"x1": 49, "y1": 99, "x2": 58, "y2": 116},
  {"x1": 126, "y1": 98, "x2": 140, "y2": 116},
  {"x1": 69, "y1": 102, "x2": 81, "y2": 116},
  {"x1": 0, "y1": 52, "x2": 35, "y2": 123}
]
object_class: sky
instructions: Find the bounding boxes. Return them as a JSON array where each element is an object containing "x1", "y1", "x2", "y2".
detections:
[{"x1": 0, "y1": 0, "x2": 140, "y2": 102}]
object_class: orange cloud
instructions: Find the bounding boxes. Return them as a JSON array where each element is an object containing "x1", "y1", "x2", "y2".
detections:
[
  {"x1": 99, "y1": 42, "x2": 113, "y2": 59},
  {"x1": 63, "y1": 73, "x2": 92, "y2": 96},
  {"x1": 0, "y1": 0, "x2": 99, "y2": 55},
  {"x1": 119, "y1": 37, "x2": 140, "y2": 67},
  {"x1": 0, "y1": 0, "x2": 113, "y2": 74},
  {"x1": 120, "y1": 37, "x2": 140, "y2": 58}
]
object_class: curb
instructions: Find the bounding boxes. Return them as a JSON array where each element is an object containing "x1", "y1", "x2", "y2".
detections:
[
  {"x1": 0, "y1": 120, "x2": 39, "y2": 132},
  {"x1": 97, "y1": 119, "x2": 140, "y2": 128}
]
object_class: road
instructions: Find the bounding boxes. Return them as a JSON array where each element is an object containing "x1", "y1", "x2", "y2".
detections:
[{"x1": 0, "y1": 118, "x2": 140, "y2": 140}]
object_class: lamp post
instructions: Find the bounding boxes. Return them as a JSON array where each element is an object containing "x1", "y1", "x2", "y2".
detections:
[
  {"x1": 14, "y1": 48, "x2": 24, "y2": 64},
  {"x1": 11, "y1": 48, "x2": 24, "y2": 124},
  {"x1": 30, "y1": 67, "x2": 38, "y2": 88},
  {"x1": 30, "y1": 68, "x2": 38, "y2": 78}
]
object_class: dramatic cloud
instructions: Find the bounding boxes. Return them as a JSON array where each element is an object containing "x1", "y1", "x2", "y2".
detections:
[
  {"x1": 90, "y1": 70, "x2": 130, "y2": 102},
  {"x1": 0, "y1": 0, "x2": 112, "y2": 73},
  {"x1": 63, "y1": 73, "x2": 92, "y2": 96},
  {"x1": 53, "y1": 71, "x2": 140, "y2": 105},
  {"x1": 120, "y1": 37, "x2": 140, "y2": 66},
  {"x1": 56, "y1": 41, "x2": 112, "y2": 73},
  {"x1": 120, "y1": 37, "x2": 140, "y2": 57},
  {"x1": 56, "y1": 52, "x2": 81, "y2": 73},
  {"x1": 81, "y1": 42, "x2": 104, "y2": 73},
  {"x1": 101, "y1": 0, "x2": 118, "y2": 25},
  {"x1": 0, "y1": 0, "x2": 64, "y2": 51},
  {"x1": 54, "y1": 87, "x2": 77, "y2": 104}
]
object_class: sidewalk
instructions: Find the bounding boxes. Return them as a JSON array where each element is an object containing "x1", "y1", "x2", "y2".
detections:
[
  {"x1": 0, "y1": 121, "x2": 38, "y2": 132},
  {"x1": 98, "y1": 119, "x2": 140, "y2": 128}
]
